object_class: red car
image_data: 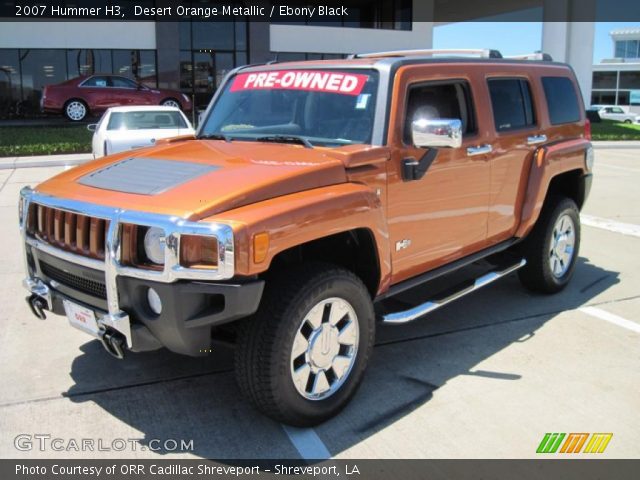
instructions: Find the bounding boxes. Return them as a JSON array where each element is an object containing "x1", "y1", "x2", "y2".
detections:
[{"x1": 41, "y1": 75, "x2": 192, "y2": 121}]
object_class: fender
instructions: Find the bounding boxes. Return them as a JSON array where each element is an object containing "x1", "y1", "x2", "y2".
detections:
[
  {"x1": 206, "y1": 183, "x2": 392, "y2": 295},
  {"x1": 515, "y1": 138, "x2": 590, "y2": 238}
]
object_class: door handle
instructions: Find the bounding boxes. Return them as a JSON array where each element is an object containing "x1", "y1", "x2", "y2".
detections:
[
  {"x1": 527, "y1": 134, "x2": 547, "y2": 145},
  {"x1": 467, "y1": 144, "x2": 493, "y2": 156}
]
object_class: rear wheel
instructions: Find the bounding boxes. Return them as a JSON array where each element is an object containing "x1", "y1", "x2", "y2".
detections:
[
  {"x1": 64, "y1": 99, "x2": 88, "y2": 121},
  {"x1": 518, "y1": 196, "x2": 580, "y2": 293},
  {"x1": 235, "y1": 263, "x2": 375, "y2": 426}
]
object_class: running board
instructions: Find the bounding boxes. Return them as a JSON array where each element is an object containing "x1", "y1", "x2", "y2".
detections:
[{"x1": 382, "y1": 259, "x2": 526, "y2": 324}]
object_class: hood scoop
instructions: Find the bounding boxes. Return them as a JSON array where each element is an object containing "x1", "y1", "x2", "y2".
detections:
[{"x1": 78, "y1": 157, "x2": 219, "y2": 195}]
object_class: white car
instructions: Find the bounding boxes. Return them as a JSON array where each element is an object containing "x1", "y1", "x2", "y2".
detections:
[
  {"x1": 589, "y1": 105, "x2": 640, "y2": 124},
  {"x1": 88, "y1": 106, "x2": 195, "y2": 158}
]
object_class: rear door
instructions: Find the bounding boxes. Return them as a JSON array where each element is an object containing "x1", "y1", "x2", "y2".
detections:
[
  {"x1": 79, "y1": 76, "x2": 111, "y2": 110},
  {"x1": 485, "y1": 75, "x2": 540, "y2": 242}
]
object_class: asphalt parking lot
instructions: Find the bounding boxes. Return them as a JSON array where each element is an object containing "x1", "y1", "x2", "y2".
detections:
[{"x1": 0, "y1": 148, "x2": 638, "y2": 460}]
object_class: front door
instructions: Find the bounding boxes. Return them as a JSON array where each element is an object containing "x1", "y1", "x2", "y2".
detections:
[{"x1": 386, "y1": 67, "x2": 492, "y2": 284}]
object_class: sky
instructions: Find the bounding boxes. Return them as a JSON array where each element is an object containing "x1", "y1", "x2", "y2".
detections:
[{"x1": 434, "y1": 21, "x2": 640, "y2": 64}]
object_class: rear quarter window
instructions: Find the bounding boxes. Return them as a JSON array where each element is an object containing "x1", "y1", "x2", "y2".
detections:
[{"x1": 541, "y1": 76, "x2": 581, "y2": 125}]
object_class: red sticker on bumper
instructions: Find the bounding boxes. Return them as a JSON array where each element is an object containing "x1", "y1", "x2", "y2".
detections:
[{"x1": 230, "y1": 70, "x2": 368, "y2": 95}]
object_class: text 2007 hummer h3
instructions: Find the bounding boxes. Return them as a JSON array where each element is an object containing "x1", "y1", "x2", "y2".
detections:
[{"x1": 20, "y1": 49, "x2": 593, "y2": 426}]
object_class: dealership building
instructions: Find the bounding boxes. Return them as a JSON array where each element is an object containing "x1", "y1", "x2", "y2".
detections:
[
  {"x1": 1, "y1": 0, "x2": 599, "y2": 118},
  {"x1": 592, "y1": 27, "x2": 640, "y2": 112}
]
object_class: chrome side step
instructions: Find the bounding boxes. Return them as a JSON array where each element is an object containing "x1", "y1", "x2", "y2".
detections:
[{"x1": 382, "y1": 259, "x2": 526, "y2": 324}]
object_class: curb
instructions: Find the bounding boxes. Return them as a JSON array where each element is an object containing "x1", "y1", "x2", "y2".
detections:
[
  {"x1": 0, "y1": 153, "x2": 93, "y2": 170},
  {"x1": 592, "y1": 141, "x2": 640, "y2": 149}
]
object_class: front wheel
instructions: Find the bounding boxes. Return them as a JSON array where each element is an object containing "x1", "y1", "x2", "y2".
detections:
[
  {"x1": 235, "y1": 264, "x2": 375, "y2": 426},
  {"x1": 161, "y1": 98, "x2": 181, "y2": 109},
  {"x1": 518, "y1": 196, "x2": 581, "y2": 293}
]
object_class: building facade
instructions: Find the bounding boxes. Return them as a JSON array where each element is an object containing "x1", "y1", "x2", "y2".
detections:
[{"x1": 592, "y1": 28, "x2": 640, "y2": 111}]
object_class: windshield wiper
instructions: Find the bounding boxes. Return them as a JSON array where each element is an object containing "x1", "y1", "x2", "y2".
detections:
[
  {"x1": 255, "y1": 135, "x2": 313, "y2": 148},
  {"x1": 198, "y1": 133, "x2": 232, "y2": 142}
]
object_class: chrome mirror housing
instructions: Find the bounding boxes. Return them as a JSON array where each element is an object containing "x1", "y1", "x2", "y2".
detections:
[{"x1": 411, "y1": 118, "x2": 462, "y2": 149}]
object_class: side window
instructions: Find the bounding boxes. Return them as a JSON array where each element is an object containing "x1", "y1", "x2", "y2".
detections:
[
  {"x1": 488, "y1": 78, "x2": 535, "y2": 132},
  {"x1": 542, "y1": 76, "x2": 581, "y2": 125},
  {"x1": 82, "y1": 76, "x2": 108, "y2": 87},
  {"x1": 404, "y1": 81, "x2": 476, "y2": 144},
  {"x1": 605, "y1": 107, "x2": 614, "y2": 113},
  {"x1": 110, "y1": 76, "x2": 138, "y2": 89},
  {"x1": 613, "y1": 107, "x2": 624, "y2": 114}
]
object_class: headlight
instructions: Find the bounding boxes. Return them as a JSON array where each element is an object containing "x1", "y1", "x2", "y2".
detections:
[
  {"x1": 585, "y1": 145, "x2": 595, "y2": 171},
  {"x1": 144, "y1": 227, "x2": 166, "y2": 264}
]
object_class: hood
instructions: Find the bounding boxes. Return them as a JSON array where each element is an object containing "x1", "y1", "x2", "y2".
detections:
[{"x1": 35, "y1": 139, "x2": 350, "y2": 220}]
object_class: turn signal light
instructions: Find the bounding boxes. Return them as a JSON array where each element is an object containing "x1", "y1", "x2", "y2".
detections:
[
  {"x1": 180, "y1": 235, "x2": 218, "y2": 269},
  {"x1": 253, "y1": 232, "x2": 270, "y2": 264}
]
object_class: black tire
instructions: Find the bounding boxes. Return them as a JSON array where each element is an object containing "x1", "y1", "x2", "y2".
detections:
[
  {"x1": 63, "y1": 99, "x2": 88, "y2": 121},
  {"x1": 235, "y1": 263, "x2": 375, "y2": 426},
  {"x1": 518, "y1": 196, "x2": 580, "y2": 293},
  {"x1": 624, "y1": 119, "x2": 632, "y2": 124}
]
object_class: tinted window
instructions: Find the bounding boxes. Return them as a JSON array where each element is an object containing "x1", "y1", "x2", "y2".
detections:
[
  {"x1": 404, "y1": 81, "x2": 476, "y2": 143},
  {"x1": 488, "y1": 79, "x2": 535, "y2": 132},
  {"x1": 82, "y1": 76, "x2": 109, "y2": 87},
  {"x1": 542, "y1": 77, "x2": 581, "y2": 125},
  {"x1": 110, "y1": 76, "x2": 138, "y2": 88},
  {"x1": 107, "y1": 111, "x2": 187, "y2": 130}
]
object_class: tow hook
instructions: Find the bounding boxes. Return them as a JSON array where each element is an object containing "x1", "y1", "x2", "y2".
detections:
[
  {"x1": 99, "y1": 329, "x2": 126, "y2": 360},
  {"x1": 26, "y1": 294, "x2": 47, "y2": 320}
]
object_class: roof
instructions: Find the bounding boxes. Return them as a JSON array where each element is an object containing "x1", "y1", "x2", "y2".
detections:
[
  {"x1": 240, "y1": 56, "x2": 567, "y2": 74},
  {"x1": 611, "y1": 28, "x2": 640, "y2": 36},
  {"x1": 105, "y1": 106, "x2": 181, "y2": 113}
]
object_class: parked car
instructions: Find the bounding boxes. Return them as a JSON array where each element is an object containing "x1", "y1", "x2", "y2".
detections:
[
  {"x1": 88, "y1": 106, "x2": 195, "y2": 158},
  {"x1": 588, "y1": 104, "x2": 640, "y2": 123},
  {"x1": 20, "y1": 49, "x2": 593, "y2": 426},
  {"x1": 41, "y1": 75, "x2": 192, "y2": 122}
]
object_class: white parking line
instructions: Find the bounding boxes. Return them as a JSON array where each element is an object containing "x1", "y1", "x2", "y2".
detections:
[
  {"x1": 581, "y1": 214, "x2": 640, "y2": 238},
  {"x1": 597, "y1": 163, "x2": 640, "y2": 174},
  {"x1": 580, "y1": 306, "x2": 640, "y2": 333},
  {"x1": 282, "y1": 425, "x2": 331, "y2": 460}
]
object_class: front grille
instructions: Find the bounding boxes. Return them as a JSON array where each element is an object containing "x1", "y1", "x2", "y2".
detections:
[
  {"x1": 27, "y1": 203, "x2": 109, "y2": 260},
  {"x1": 40, "y1": 261, "x2": 107, "y2": 299}
]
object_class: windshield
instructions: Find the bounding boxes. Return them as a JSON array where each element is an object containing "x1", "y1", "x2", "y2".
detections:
[
  {"x1": 107, "y1": 111, "x2": 187, "y2": 130},
  {"x1": 199, "y1": 69, "x2": 379, "y2": 146}
]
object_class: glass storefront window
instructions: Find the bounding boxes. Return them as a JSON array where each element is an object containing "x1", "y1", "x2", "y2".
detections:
[
  {"x1": 592, "y1": 71, "x2": 617, "y2": 89},
  {"x1": 0, "y1": 49, "x2": 20, "y2": 117},
  {"x1": 591, "y1": 91, "x2": 617, "y2": 105},
  {"x1": 138, "y1": 51, "x2": 157, "y2": 87},
  {"x1": 66, "y1": 49, "x2": 112, "y2": 77},
  {"x1": 619, "y1": 71, "x2": 640, "y2": 90},
  {"x1": 617, "y1": 91, "x2": 630, "y2": 105},
  {"x1": 193, "y1": 22, "x2": 234, "y2": 50},
  {"x1": 20, "y1": 49, "x2": 67, "y2": 113}
]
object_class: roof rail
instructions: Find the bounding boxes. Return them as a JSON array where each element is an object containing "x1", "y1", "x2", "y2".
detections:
[
  {"x1": 505, "y1": 52, "x2": 554, "y2": 61},
  {"x1": 348, "y1": 49, "x2": 503, "y2": 59}
]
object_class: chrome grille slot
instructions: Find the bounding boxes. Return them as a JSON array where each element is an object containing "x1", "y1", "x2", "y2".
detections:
[{"x1": 28, "y1": 204, "x2": 109, "y2": 260}]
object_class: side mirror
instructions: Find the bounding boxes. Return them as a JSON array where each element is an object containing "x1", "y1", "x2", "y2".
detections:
[
  {"x1": 411, "y1": 118, "x2": 462, "y2": 149},
  {"x1": 86, "y1": 124, "x2": 97, "y2": 132}
]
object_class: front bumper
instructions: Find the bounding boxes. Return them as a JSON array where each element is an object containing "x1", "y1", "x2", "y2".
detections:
[{"x1": 19, "y1": 187, "x2": 263, "y2": 357}]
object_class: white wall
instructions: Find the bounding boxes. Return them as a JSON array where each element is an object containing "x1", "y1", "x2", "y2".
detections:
[
  {"x1": 0, "y1": 22, "x2": 156, "y2": 49},
  {"x1": 269, "y1": 22, "x2": 433, "y2": 55},
  {"x1": 270, "y1": 0, "x2": 434, "y2": 54}
]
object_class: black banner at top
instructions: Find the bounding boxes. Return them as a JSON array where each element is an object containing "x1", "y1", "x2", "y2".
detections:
[{"x1": 1, "y1": 0, "x2": 640, "y2": 22}]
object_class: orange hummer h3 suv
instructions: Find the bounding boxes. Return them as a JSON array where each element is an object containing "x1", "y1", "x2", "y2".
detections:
[{"x1": 20, "y1": 49, "x2": 593, "y2": 426}]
